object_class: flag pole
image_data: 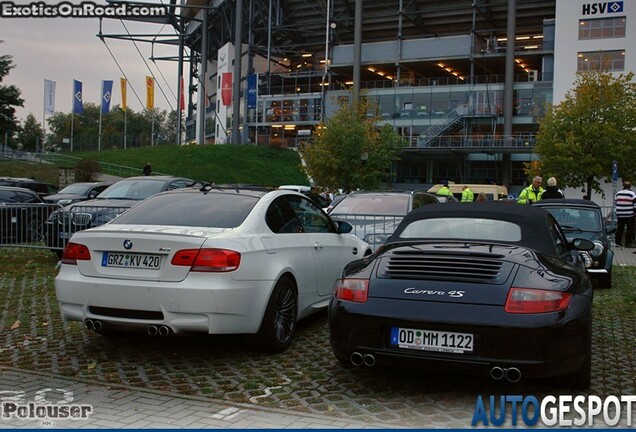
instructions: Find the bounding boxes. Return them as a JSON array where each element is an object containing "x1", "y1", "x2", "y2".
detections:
[
  {"x1": 41, "y1": 79, "x2": 46, "y2": 152},
  {"x1": 124, "y1": 108, "x2": 127, "y2": 149},
  {"x1": 70, "y1": 113, "x2": 74, "y2": 153}
]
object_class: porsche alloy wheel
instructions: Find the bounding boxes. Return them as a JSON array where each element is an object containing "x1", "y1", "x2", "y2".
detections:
[{"x1": 258, "y1": 276, "x2": 298, "y2": 353}]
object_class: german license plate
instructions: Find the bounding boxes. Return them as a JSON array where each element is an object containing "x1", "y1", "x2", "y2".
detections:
[
  {"x1": 390, "y1": 327, "x2": 473, "y2": 354},
  {"x1": 102, "y1": 252, "x2": 161, "y2": 269}
]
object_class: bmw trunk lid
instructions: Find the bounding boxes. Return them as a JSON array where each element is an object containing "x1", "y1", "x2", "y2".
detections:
[{"x1": 69, "y1": 225, "x2": 227, "y2": 282}]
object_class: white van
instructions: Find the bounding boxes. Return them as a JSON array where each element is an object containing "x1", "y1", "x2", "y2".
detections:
[
  {"x1": 427, "y1": 183, "x2": 508, "y2": 201},
  {"x1": 278, "y1": 185, "x2": 312, "y2": 193}
]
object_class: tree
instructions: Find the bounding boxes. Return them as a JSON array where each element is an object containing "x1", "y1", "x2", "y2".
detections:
[
  {"x1": 301, "y1": 95, "x2": 404, "y2": 192},
  {"x1": 17, "y1": 114, "x2": 44, "y2": 152},
  {"x1": 0, "y1": 41, "x2": 24, "y2": 140},
  {"x1": 535, "y1": 71, "x2": 636, "y2": 198}
]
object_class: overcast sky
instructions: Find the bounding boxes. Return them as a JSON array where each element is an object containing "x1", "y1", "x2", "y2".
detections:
[{"x1": 2, "y1": 0, "x2": 180, "y2": 126}]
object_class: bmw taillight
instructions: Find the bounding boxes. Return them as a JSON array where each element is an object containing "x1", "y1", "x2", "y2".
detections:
[
  {"x1": 334, "y1": 278, "x2": 369, "y2": 303},
  {"x1": 61, "y1": 242, "x2": 91, "y2": 265},
  {"x1": 171, "y1": 248, "x2": 241, "y2": 272},
  {"x1": 505, "y1": 288, "x2": 572, "y2": 314}
]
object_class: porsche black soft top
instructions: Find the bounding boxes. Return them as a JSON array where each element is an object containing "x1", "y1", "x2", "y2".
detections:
[{"x1": 389, "y1": 202, "x2": 559, "y2": 255}]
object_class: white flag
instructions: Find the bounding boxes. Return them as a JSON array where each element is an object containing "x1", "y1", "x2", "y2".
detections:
[{"x1": 44, "y1": 79, "x2": 56, "y2": 115}]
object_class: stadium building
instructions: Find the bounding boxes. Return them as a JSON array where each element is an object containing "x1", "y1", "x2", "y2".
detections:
[{"x1": 107, "y1": 0, "x2": 635, "y2": 193}]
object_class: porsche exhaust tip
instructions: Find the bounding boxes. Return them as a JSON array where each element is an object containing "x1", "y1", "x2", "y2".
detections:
[
  {"x1": 148, "y1": 325, "x2": 158, "y2": 336},
  {"x1": 350, "y1": 352, "x2": 364, "y2": 367},
  {"x1": 505, "y1": 367, "x2": 522, "y2": 383},
  {"x1": 158, "y1": 325, "x2": 171, "y2": 336},
  {"x1": 363, "y1": 354, "x2": 376, "y2": 367},
  {"x1": 84, "y1": 319, "x2": 94, "y2": 330},
  {"x1": 490, "y1": 366, "x2": 521, "y2": 382},
  {"x1": 490, "y1": 366, "x2": 505, "y2": 381}
]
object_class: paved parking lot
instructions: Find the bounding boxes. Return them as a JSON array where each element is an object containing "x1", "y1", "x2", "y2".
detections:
[{"x1": 0, "y1": 249, "x2": 634, "y2": 428}]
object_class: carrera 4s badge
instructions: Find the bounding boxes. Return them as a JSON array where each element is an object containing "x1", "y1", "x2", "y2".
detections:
[{"x1": 403, "y1": 288, "x2": 465, "y2": 298}]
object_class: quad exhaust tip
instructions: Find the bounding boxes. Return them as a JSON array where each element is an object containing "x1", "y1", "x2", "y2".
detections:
[
  {"x1": 148, "y1": 325, "x2": 172, "y2": 336},
  {"x1": 84, "y1": 319, "x2": 102, "y2": 332}
]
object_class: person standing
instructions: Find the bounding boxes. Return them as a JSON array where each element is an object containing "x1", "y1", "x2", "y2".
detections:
[
  {"x1": 517, "y1": 176, "x2": 544, "y2": 204},
  {"x1": 461, "y1": 185, "x2": 474, "y2": 202},
  {"x1": 614, "y1": 180, "x2": 636, "y2": 247},
  {"x1": 541, "y1": 177, "x2": 564, "y2": 199},
  {"x1": 436, "y1": 180, "x2": 453, "y2": 198},
  {"x1": 143, "y1": 162, "x2": 152, "y2": 176},
  {"x1": 475, "y1": 192, "x2": 488, "y2": 202}
]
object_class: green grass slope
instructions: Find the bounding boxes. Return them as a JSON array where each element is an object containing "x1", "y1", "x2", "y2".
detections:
[{"x1": 2, "y1": 145, "x2": 310, "y2": 187}]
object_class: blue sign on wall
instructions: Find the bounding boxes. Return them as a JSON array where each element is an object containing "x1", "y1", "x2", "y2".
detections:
[{"x1": 582, "y1": 1, "x2": 623, "y2": 15}]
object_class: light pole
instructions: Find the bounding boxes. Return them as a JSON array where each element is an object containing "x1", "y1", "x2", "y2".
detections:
[{"x1": 321, "y1": 0, "x2": 332, "y2": 123}]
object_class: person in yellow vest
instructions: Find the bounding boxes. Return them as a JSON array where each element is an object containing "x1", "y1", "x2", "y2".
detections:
[
  {"x1": 517, "y1": 176, "x2": 544, "y2": 204},
  {"x1": 436, "y1": 180, "x2": 453, "y2": 198},
  {"x1": 461, "y1": 185, "x2": 474, "y2": 202}
]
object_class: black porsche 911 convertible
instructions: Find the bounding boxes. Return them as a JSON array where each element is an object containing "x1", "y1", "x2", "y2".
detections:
[{"x1": 328, "y1": 202, "x2": 595, "y2": 389}]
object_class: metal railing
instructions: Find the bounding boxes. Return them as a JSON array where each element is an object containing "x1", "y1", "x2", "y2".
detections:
[
  {"x1": 0, "y1": 203, "x2": 131, "y2": 253},
  {"x1": 0, "y1": 203, "x2": 62, "y2": 250},
  {"x1": 330, "y1": 213, "x2": 405, "y2": 250},
  {"x1": 1, "y1": 147, "x2": 165, "y2": 178}
]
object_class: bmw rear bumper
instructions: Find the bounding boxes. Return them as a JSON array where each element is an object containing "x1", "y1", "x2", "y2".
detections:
[{"x1": 55, "y1": 265, "x2": 274, "y2": 335}]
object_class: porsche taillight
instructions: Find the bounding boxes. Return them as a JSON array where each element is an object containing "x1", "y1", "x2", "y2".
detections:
[
  {"x1": 505, "y1": 288, "x2": 572, "y2": 314},
  {"x1": 61, "y1": 242, "x2": 91, "y2": 265},
  {"x1": 334, "y1": 278, "x2": 369, "y2": 303},
  {"x1": 171, "y1": 248, "x2": 241, "y2": 272}
]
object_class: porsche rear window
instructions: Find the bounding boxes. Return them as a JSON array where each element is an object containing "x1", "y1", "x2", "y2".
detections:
[
  {"x1": 113, "y1": 192, "x2": 260, "y2": 228},
  {"x1": 399, "y1": 217, "x2": 522, "y2": 242}
]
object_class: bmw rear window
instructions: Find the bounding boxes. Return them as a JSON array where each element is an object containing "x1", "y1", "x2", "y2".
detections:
[
  {"x1": 113, "y1": 192, "x2": 260, "y2": 228},
  {"x1": 399, "y1": 217, "x2": 522, "y2": 242},
  {"x1": 332, "y1": 195, "x2": 410, "y2": 215}
]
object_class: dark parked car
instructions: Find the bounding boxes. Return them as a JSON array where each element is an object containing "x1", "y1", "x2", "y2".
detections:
[
  {"x1": 46, "y1": 176, "x2": 198, "y2": 252},
  {"x1": 0, "y1": 186, "x2": 55, "y2": 243},
  {"x1": 329, "y1": 191, "x2": 456, "y2": 249},
  {"x1": 329, "y1": 203, "x2": 595, "y2": 389},
  {"x1": 43, "y1": 181, "x2": 113, "y2": 206},
  {"x1": 0, "y1": 177, "x2": 58, "y2": 198},
  {"x1": 534, "y1": 198, "x2": 614, "y2": 288}
]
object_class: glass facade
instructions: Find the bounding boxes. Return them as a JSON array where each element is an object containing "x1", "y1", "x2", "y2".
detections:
[
  {"x1": 579, "y1": 17, "x2": 626, "y2": 39},
  {"x1": 577, "y1": 50, "x2": 625, "y2": 72}
]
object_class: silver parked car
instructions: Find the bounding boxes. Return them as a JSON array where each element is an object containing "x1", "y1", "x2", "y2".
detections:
[{"x1": 329, "y1": 190, "x2": 456, "y2": 249}]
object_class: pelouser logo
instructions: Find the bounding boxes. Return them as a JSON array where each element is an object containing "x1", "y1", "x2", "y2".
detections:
[
  {"x1": 1, "y1": 388, "x2": 92, "y2": 426},
  {"x1": 472, "y1": 394, "x2": 635, "y2": 427},
  {"x1": 0, "y1": 1, "x2": 167, "y2": 18}
]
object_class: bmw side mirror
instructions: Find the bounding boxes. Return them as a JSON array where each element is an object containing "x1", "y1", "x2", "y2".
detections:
[{"x1": 335, "y1": 220, "x2": 353, "y2": 234}]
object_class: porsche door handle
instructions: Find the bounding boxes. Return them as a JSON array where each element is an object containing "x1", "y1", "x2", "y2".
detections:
[{"x1": 313, "y1": 242, "x2": 323, "y2": 249}]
